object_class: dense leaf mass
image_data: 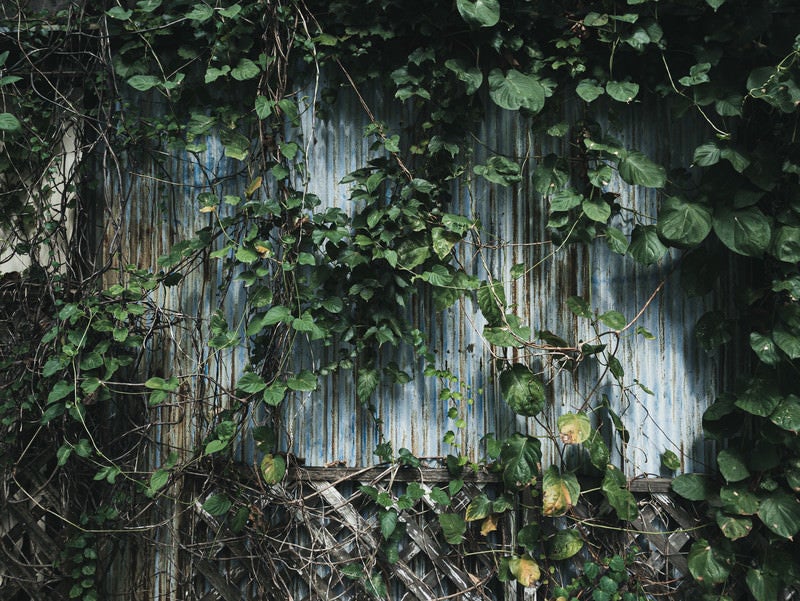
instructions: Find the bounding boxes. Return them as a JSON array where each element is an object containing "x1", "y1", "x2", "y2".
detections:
[{"x1": 1, "y1": 0, "x2": 799, "y2": 598}]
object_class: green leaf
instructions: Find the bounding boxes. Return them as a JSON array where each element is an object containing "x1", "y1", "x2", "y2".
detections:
[
  {"x1": 583, "y1": 12, "x2": 609, "y2": 26},
  {"x1": 602, "y1": 465, "x2": 638, "y2": 520},
  {"x1": 261, "y1": 453, "x2": 286, "y2": 484},
  {"x1": 429, "y1": 486, "x2": 450, "y2": 505},
  {"x1": 204, "y1": 439, "x2": 228, "y2": 455},
  {"x1": 291, "y1": 312, "x2": 316, "y2": 332},
  {"x1": 576, "y1": 79, "x2": 605, "y2": 102},
  {"x1": 661, "y1": 450, "x2": 681, "y2": 471},
  {"x1": 774, "y1": 327, "x2": 800, "y2": 359},
  {"x1": 687, "y1": 539, "x2": 733, "y2": 584},
  {"x1": 438, "y1": 513, "x2": 466, "y2": 545},
  {"x1": 149, "y1": 469, "x2": 170, "y2": 493},
  {"x1": 582, "y1": 198, "x2": 611, "y2": 222},
  {"x1": 127, "y1": 75, "x2": 160, "y2": 91},
  {"x1": 500, "y1": 433, "x2": 542, "y2": 490},
  {"x1": 456, "y1": 0, "x2": 500, "y2": 28},
  {"x1": 357, "y1": 368, "x2": 379, "y2": 401},
  {"x1": 547, "y1": 529, "x2": 583, "y2": 560},
  {"x1": 746, "y1": 568, "x2": 781, "y2": 601},
  {"x1": 557, "y1": 412, "x2": 591, "y2": 444},
  {"x1": 772, "y1": 226, "x2": 800, "y2": 263},
  {"x1": 74, "y1": 438, "x2": 92, "y2": 457},
  {"x1": 137, "y1": 0, "x2": 162, "y2": 12},
  {"x1": 628, "y1": 225, "x2": 668, "y2": 265},
  {"x1": 599, "y1": 311, "x2": 626, "y2": 330},
  {"x1": 430, "y1": 228, "x2": 458, "y2": 261},
  {"x1": 286, "y1": 370, "x2": 317, "y2": 392},
  {"x1": 254, "y1": 95, "x2": 274, "y2": 119},
  {"x1": 231, "y1": 58, "x2": 260, "y2": 81},
  {"x1": 380, "y1": 509, "x2": 398, "y2": 539},
  {"x1": 735, "y1": 378, "x2": 782, "y2": 417},
  {"x1": 444, "y1": 59, "x2": 483, "y2": 94},
  {"x1": 657, "y1": 196, "x2": 712, "y2": 247},
  {"x1": 720, "y1": 485, "x2": 760, "y2": 515},
  {"x1": 186, "y1": 3, "x2": 214, "y2": 21},
  {"x1": 56, "y1": 444, "x2": 72, "y2": 466},
  {"x1": 550, "y1": 189, "x2": 583, "y2": 211},
  {"x1": 0, "y1": 112, "x2": 21, "y2": 132},
  {"x1": 488, "y1": 69, "x2": 546, "y2": 113},
  {"x1": 717, "y1": 449, "x2": 750, "y2": 482},
  {"x1": 219, "y1": 4, "x2": 242, "y2": 18},
  {"x1": 508, "y1": 555, "x2": 541, "y2": 587},
  {"x1": 604, "y1": 227, "x2": 629, "y2": 254},
  {"x1": 584, "y1": 430, "x2": 610, "y2": 470},
  {"x1": 48, "y1": 380, "x2": 74, "y2": 404},
  {"x1": 720, "y1": 147, "x2": 750, "y2": 173},
  {"x1": 499, "y1": 364, "x2": 545, "y2": 417},
  {"x1": 202, "y1": 493, "x2": 232, "y2": 516},
  {"x1": 750, "y1": 332, "x2": 782, "y2": 365},
  {"x1": 757, "y1": 492, "x2": 800, "y2": 539},
  {"x1": 566, "y1": 295, "x2": 592, "y2": 318},
  {"x1": 465, "y1": 494, "x2": 492, "y2": 521},
  {"x1": 672, "y1": 473, "x2": 713, "y2": 501},
  {"x1": 693, "y1": 143, "x2": 721, "y2": 167},
  {"x1": 716, "y1": 511, "x2": 752, "y2": 540},
  {"x1": 474, "y1": 155, "x2": 522, "y2": 186},
  {"x1": 517, "y1": 524, "x2": 541, "y2": 553},
  {"x1": 605, "y1": 80, "x2": 640, "y2": 103},
  {"x1": 262, "y1": 305, "x2": 293, "y2": 326},
  {"x1": 770, "y1": 394, "x2": 800, "y2": 433},
  {"x1": 106, "y1": 6, "x2": 133, "y2": 19},
  {"x1": 618, "y1": 151, "x2": 666, "y2": 188},
  {"x1": 542, "y1": 466, "x2": 580, "y2": 516},
  {"x1": 477, "y1": 281, "x2": 505, "y2": 325},
  {"x1": 236, "y1": 372, "x2": 267, "y2": 394},
  {"x1": 713, "y1": 206, "x2": 772, "y2": 257}
]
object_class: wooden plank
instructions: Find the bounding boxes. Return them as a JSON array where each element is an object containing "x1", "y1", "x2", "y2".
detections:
[
  {"x1": 6, "y1": 503, "x2": 58, "y2": 562},
  {"x1": 292, "y1": 466, "x2": 674, "y2": 491},
  {"x1": 291, "y1": 466, "x2": 503, "y2": 484},
  {"x1": 194, "y1": 498, "x2": 334, "y2": 601},
  {"x1": 310, "y1": 481, "x2": 441, "y2": 601},
  {"x1": 383, "y1": 481, "x2": 490, "y2": 601},
  {"x1": 195, "y1": 559, "x2": 244, "y2": 601},
  {"x1": 627, "y1": 478, "x2": 673, "y2": 493}
]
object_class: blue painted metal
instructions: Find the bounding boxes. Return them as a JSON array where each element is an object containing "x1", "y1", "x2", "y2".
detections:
[{"x1": 108, "y1": 91, "x2": 718, "y2": 484}]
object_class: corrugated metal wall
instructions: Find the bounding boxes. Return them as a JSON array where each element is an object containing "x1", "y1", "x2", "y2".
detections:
[
  {"x1": 282, "y1": 90, "x2": 718, "y2": 476},
  {"x1": 98, "y1": 81, "x2": 724, "y2": 600},
  {"x1": 103, "y1": 86, "x2": 718, "y2": 478}
]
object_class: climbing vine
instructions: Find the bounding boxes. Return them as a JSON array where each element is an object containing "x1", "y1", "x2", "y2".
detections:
[{"x1": 1, "y1": 0, "x2": 799, "y2": 599}]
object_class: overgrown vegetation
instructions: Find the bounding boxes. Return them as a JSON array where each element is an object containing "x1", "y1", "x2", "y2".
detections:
[{"x1": 1, "y1": 0, "x2": 799, "y2": 599}]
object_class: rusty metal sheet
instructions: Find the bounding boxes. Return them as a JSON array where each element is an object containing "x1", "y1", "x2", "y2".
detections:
[{"x1": 105, "y1": 92, "x2": 719, "y2": 484}]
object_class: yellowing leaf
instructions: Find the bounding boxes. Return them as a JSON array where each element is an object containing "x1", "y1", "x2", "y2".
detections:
[
  {"x1": 541, "y1": 466, "x2": 580, "y2": 516},
  {"x1": 508, "y1": 555, "x2": 540, "y2": 587},
  {"x1": 199, "y1": 205, "x2": 216, "y2": 213},
  {"x1": 480, "y1": 514, "x2": 498, "y2": 535},
  {"x1": 261, "y1": 453, "x2": 286, "y2": 484},
  {"x1": 255, "y1": 244, "x2": 272, "y2": 258},
  {"x1": 245, "y1": 176, "x2": 262, "y2": 198},
  {"x1": 557, "y1": 412, "x2": 591, "y2": 444}
]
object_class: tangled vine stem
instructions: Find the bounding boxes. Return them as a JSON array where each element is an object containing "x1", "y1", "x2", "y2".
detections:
[{"x1": 2, "y1": 1, "x2": 800, "y2": 600}]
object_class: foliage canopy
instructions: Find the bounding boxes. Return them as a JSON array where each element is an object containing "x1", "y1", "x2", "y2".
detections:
[{"x1": 1, "y1": 0, "x2": 799, "y2": 599}]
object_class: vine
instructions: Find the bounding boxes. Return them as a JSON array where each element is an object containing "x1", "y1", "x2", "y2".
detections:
[{"x1": 1, "y1": 0, "x2": 799, "y2": 599}]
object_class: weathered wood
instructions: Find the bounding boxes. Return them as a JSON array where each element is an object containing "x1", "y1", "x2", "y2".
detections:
[
  {"x1": 627, "y1": 478, "x2": 674, "y2": 493},
  {"x1": 195, "y1": 559, "x2": 244, "y2": 601},
  {"x1": 291, "y1": 466, "x2": 503, "y2": 484},
  {"x1": 310, "y1": 481, "x2": 442, "y2": 601},
  {"x1": 6, "y1": 503, "x2": 58, "y2": 562}
]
